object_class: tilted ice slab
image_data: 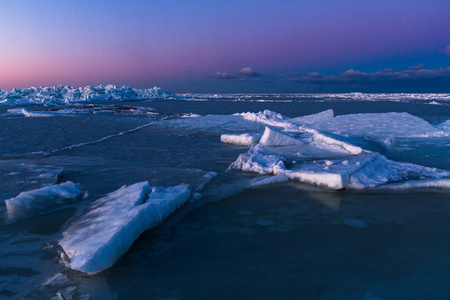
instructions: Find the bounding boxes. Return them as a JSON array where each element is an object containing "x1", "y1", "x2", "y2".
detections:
[
  {"x1": 59, "y1": 181, "x2": 190, "y2": 274},
  {"x1": 229, "y1": 145, "x2": 287, "y2": 175},
  {"x1": 221, "y1": 133, "x2": 261, "y2": 145},
  {"x1": 237, "y1": 110, "x2": 300, "y2": 132},
  {"x1": 5, "y1": 181, "x2": 82, "y2": 222},
  {"x1": 259, "y1": 126, "x2": 302, "y2": 147},
  {"x1": 0, "y1": 85, "x2": 177, "y2": 106}
]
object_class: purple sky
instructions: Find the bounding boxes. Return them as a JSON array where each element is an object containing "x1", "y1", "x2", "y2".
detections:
[{"x1": 0, "y1": 0, "x2": 449, "y2": 92}]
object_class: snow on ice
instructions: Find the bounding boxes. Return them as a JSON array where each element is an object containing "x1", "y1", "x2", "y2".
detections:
[
  {"x1": 0, "y1": 85, "x2": 177, "y2": 105},
  {"x1": 227, "y1": 109, "x2": 450, "y2": 190}
]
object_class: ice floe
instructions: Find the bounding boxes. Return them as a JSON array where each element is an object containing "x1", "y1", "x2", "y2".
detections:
[
  {"x1": 259, "y1": 126, "x2": 301, "y2": 147},
  {"x1": 0, "y1": 85, "x2": 177, "y2": 105},
  {"x1": 227, "y1": 110, "x2": 450, "y2": 190},
  {"x1": 314, "y1": 112, "x2": 445, "y2": 139},
  {"x1": 290, "y1": 109, "x2": 334, "y2": 127},
  {"x1": 229, "y1": 145, "x2": 286, "y2": 175},
  {"x1": 221, "y1": 133, "x2": 261, "y2": 145},
  {"x1": 59, "y1": 182, "x2": 190, "y2": 274},
  {"x1": 5, "y1": 181, "x2": 82, "y2": 221}
]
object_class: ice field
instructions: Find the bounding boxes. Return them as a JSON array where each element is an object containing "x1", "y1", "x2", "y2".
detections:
[{"x1": 0, "y1": 88, "x2": 449, "y2": 299}]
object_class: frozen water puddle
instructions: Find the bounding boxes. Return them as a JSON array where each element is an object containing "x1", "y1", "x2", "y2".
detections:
[{"x1": 59, "y1": 181, "x2": 190, "y2": 274}]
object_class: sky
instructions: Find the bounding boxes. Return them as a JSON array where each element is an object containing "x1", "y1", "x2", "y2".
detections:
[{"x1": 0, "y1": 0, "x2": 449, "y2": 93}]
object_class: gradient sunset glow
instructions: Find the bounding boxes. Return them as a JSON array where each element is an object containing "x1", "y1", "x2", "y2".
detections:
[{"x1": 0, "y1": 0, "x2": 449, "y2": 92}]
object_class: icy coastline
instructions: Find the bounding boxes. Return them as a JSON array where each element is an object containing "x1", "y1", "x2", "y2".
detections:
[{"x1": 0, "y1": 84, "x2": 177, "y2": 105}]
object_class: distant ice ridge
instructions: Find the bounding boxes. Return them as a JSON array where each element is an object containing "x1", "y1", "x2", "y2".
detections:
[
  {"x1": 59, "y1": 182, "x2": 190, "y2": 274},
  {"x1": 0, "y1": 84, "x2": 177, "y2": 105},
  {"x1": 187, "y1": 92, "x2": 450, "y2": 102},
  {"x1": 225, "y1": 109, "x2": 450, "y2": 190}
]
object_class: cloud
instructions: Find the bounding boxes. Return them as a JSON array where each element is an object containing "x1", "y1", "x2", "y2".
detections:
[
  {"x1": 239, "y1": 67, "x2": 259, "y2": 77},
  {"x1": 445, "y1": 45, "x2": 450, "y2": 57},
  {"x1": 210, "y1": 72, "x2": 235, "y2": 80},
  {"x1": 287, "y1": 66, "x2": 450, "y2": 92}
]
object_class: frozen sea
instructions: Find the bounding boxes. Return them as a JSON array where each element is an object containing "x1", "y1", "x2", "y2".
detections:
[{"x1": 0, "y1": 91, "x2": 450, "y2": 299}]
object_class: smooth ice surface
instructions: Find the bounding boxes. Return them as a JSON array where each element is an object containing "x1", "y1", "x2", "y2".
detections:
[
  {"x1": 5, "y1": 181, "x2": 81, "y2": 221},
  {"x1": 59, "y1": 182, "x2": 190, "y2": 274},
  {"x1": 0, "y1": 85, "x2": 176, "y2": 105},
  {"x1": 259, "y1": 126, "x2": 301, "y2": 147},
  {"x1": 315, "y1": 112, "x2": 444, "y2": 139},
  {"x1": 221, "y1": 133, "x2": 261, "y2": 145},
  {"x1": 290, "y1": 109, "x2": 334, "y2": 126}
]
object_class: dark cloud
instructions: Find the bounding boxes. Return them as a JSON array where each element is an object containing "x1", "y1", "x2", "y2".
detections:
[
  {"x1": 210, "y1": 72, "x2": 235, "y2": 80},
  {"x1": 288, "y1": 66, "x2": 450, "y2": 92},
  {"x1": 239, "y1": 67, "x2": 259, "y2": 77}
]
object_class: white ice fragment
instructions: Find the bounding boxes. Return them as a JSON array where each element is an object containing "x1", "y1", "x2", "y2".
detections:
[
  {"x1": 325, "y1": 160, "x2": 334, "y2": 166},
  {"x1": 246, "y1": 173, "x2": 289, "y2": 188},
  {"x1": 221, "y1": 133, "x2": 261, "y2": 145},
  {"x1": 43, "y1": 273, "x2": 70, "y2": 286},
  {"x1": 378, "y1": 178, "x2": 450, "y2": 190},
  {"x1": 259, "y1": 126, "x2": 301, "y2": 147},
  {"x1": 312, "y1": 131, "x2": 363, "y2": 154},
  {"x1": 59, "y1": 182, "x2": 190, "y2": 274},
  {"x1": 5, "y1": 181, "x2": 82, "y2": 221},
  {"x1": 229, "y1": 145, "x2": 286, "y2": 175},
  {"x1": 237, "y1": 110, "x2": 299, "y2": 131}
]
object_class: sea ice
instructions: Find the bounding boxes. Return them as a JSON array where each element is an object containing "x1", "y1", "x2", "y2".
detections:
[
  {"x1": 237, "y1": 110, "x2": 299, "y2": 131},
  {"x1": 221, "y1": 133, "x2": 261, "y2": 145},
  {"x1": 312, "y1": 131, "x2": 364, "y2": 154},
  {"x1": 229, "y1": 145, "x2": 286, "y2": 175},
  {"x1": 59, "y1": 182, "x2": 190, "y2": 274},
  {"x1": 314, "y1": 112, "x2": 444, "y2": 139},
  {"x1": 259, "y1": 126, "x2": 301, "y2": 147},
  {"x1": 0, "y1": 85, "x2": 177, "y2": 105},
  {"x1": 5, "y1": 181, "x2": 82, "y2": 221},
  {"x1": 290, "y1": 109, "x2": 334, "y2": 127},
  {"x1": 246, "y1": 173, "x2": 289, "y2": 188}
]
